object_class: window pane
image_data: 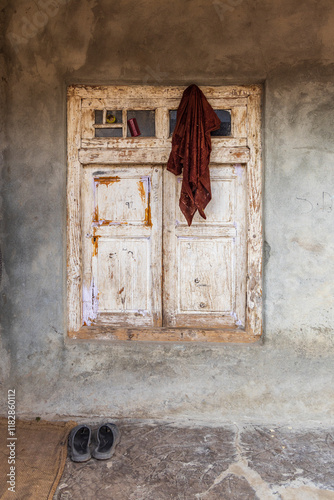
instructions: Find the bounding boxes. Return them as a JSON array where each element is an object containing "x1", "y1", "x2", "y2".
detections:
[
  {"x1": 95, "y1": 128, "x2": 123, "y2": 138},
  {"x1": 169, "y1": 110, "x2": 177, "y2": 136},
  {"x1": 169, "y1": 109, "x2": 231, "y2": 137},
  {"x1": 211, "y1": 110, "x2": 231, "y2": 136},
  {"x1": 127, "y1": 110, "x2": 155, "y2": 137},
  {"x1": 95, "y1": 110, "x2": 103, "y2": 124}
]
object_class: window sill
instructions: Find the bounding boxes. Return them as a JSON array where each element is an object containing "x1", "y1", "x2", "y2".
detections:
[{"x1": 68, "y1": 326, "x2": 261, "y2": 343}]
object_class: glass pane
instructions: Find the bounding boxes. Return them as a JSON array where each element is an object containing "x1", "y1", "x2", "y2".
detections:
[
  {"x1": 95, "y1": 110, "x2": 103, "y2": 124},
  {"x1": 106, "y1": 110, "x2": 122, "y2": 124},
  {"x1": 127, "y1": 110, "x2": 155, "y2": 137},
  {"x1": 211, "y1": 110, "x2": 231, "y2": 136},
  {"x1": 169, "y1": 110, "x2": 177, "y2": 136},
  {"x1": 95, "y1": 128, "x2": 123, "y2": 138},
  {"x1": 169, "y1": 109, "x2": 231, "y2": 137}
]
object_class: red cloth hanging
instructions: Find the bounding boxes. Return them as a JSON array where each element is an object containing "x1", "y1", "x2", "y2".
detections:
[{"x1": 167, "y1": 84, "x2": 221, "y2": 226}]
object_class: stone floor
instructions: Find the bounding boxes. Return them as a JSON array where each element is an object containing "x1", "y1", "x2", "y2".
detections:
[{"x1": 54, "y1": 422, "x2": 334, "y2": 500}]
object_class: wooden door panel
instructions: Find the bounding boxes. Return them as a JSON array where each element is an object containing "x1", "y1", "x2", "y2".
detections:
[
  {"x1": 178, "y1": 238, "x2": 233, "y2": 313},
  {"x1": 95, "y1": 176, "x2": 149, "y2": 224},
  {"x1": 82, "y1": 166, "x2": 162, "y2": 328},
  {"x1": 164, "y1": 164, "x2": 247, "y2": 329},
  {"x1": 176, "y1": 170, "x2": 235, "y2": 225},
  {"x1": 97, "y1": 237, "x2": 150, "y2": 312}
]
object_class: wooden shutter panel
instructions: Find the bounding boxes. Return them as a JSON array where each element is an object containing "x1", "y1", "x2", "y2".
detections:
[
  {"x1": 82, "y1": 166, "x2": 162, "y2": 328},
  {"x1": 163, "y1": 164, "x2": 247, "y2": 329}
]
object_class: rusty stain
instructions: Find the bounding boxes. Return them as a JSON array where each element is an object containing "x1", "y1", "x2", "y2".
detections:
[
  {"x1": 92, "y1": 200, "x2": 128, "y2": 227},
  {"x1": 95, "y1": 176, "x2": 120, "y2": 187},
  {"x1": 92, "y1": 205, "x2": 98, "y2": 222},
  {"x1": 145, "y1": 188, "x2": 152, "y2": 227},
  {"x1": 137, "y1": 180, "x2": 146, "y2": 205},
  {"x1": 93, "y1": 220, "x2": 128, "y2": 226},
  {"x1": 137, "y1": 180, "x2": 152, "y2": 227},
  {"x1": 84, "y1": 316, "x2": 96, "y2": 326},
  {"x1": 92, "y1": 234, "x2": 98, "y2": 256},
  {"x1": 145, "y1": 203, "x2": 152, "y2": 227},
  {"x1": 118, "y1": 287, "x2": 124, "y2": 294}
]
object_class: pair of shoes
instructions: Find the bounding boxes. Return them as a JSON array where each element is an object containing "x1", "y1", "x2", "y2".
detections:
[{"x1": 69, "y1": 423, "x2": 120, "y2": 462}]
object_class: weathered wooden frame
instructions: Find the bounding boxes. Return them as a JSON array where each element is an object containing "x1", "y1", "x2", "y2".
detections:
[{"x1": 67, "y1": 85, "x2": 263, "y2": 343}]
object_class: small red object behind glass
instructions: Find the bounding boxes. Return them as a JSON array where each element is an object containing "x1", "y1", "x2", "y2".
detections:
[{"x1": 127, "y1": 118, "x2": 141, "y2": 137}]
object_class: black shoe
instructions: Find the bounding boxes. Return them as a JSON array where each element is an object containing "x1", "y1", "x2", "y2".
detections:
[
  {"x1": 92, "y1": 423, "x2": 120, "y2": 460},
  {"x1": 69, "y1": 424, "x2": 92, "y2": 462}
]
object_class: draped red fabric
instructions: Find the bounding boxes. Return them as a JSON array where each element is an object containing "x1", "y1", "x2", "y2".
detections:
[{"x1": 167, "y1": 84, "x2": 221, "y2": 226}]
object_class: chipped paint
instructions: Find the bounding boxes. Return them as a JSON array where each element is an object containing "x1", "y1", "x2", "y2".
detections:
[
  {"x1": 92, "y1": 234, "x2": 98, "y2": 256},
  {"x1": 92, "y1": 205, "x2": 99, "y2": 222},
  {"x1": 92, "y1": 219, "x2": 106, "y2": 226},
  {"x1": 134, "y1": 309, "x2": 148, "y2": 317},
  {"x1": 137, "y1": 179, "x2": 147, "y2": 205},
  {"x1": 92, "y1": 196, "x2": 128, "y2": 227},
  {"x1": 93, "y1": 220, "x2": 128, "y2": 226},
  {"x1": 94, "y1": 176, "x2": 120, "y2": 187},
  {"x1": 82, "y1": 280, "x2": 99, "y2": 326},
  {"x1": 107, "y1": 221, "x2": 128, "y2": 225},
  {"x1": 145, "y1": 197, "x2": 152, "y2": 227},
  {"x1": 235, "y1": 164, "x2": 244, "y2": 178},
  {"x1": 137, "y1": 177, "x2": 152, "y2": 227}
]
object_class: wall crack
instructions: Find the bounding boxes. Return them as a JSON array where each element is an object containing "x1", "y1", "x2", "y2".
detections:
[{"x1": 195, "y1": 424, "x2": 278, "y2": 499}]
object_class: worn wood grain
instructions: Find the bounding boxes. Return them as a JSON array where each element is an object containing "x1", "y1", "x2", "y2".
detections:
[
  {"x1": 232, "y1": 106, "x2": 247, "y2": 138},
  {"x1": 155, "y1": 107, "x2": 169, "y2": 140},
  {"x1": 246, "y1": 93, "x2": 263, "y2": 337},
  {"x1": 67, "y1": 95, "x2": 82, "y2": 332},
  {"x1": 78, "y1": 147, "x2": 250, "y2": 165},
  {"x1": 81, "y1": 137, "x2": 247, "y2": 149},
  {"x1": 81, "y1": 108, "x2": 95, "y2": 139},
  {"x1": 68, "y1": 326, "x2": 260, "y2": 343},
  {"x1": 70, "y1": 85, "x2": 261, "y2": 99}
]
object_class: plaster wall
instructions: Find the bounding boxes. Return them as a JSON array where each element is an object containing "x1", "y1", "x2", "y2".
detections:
[{"x1": 0, "y1": 0, "x2": 333, "y2": 424}]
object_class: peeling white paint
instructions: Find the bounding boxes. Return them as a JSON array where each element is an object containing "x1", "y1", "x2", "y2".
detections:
[
  {"x1": 235, "y1": 164, "x2": 244, "y2": 178},
  {"x1": 82, "y1": 281, "x2": 99, "y2": 325},
  {"x1": 141, "y1": 175, "x2": 151, "y2": 193}
]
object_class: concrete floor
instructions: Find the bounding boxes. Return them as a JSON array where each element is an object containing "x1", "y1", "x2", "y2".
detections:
[{"x1": 55, "y1": 422, "x2": 334, "y2": 499}]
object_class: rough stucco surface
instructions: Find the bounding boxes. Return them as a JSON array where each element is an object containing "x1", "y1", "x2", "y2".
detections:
[{"x1": 0, "y1": 0, "x2": 333, "y2": 423}]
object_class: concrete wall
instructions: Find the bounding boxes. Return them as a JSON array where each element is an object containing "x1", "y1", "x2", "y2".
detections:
[{"x1": 0, "y1": 0, "x2": 333, "y2": 424}]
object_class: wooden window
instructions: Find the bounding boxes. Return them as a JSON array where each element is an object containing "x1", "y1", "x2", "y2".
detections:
[{"x1": 67, "y1": 85, "x2": 263, "y2": 343}]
